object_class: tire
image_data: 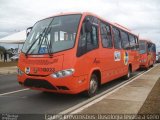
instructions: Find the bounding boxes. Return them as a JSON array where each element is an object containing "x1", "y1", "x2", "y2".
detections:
[
  {"x1": 146, "y1": 62, "x2": 150, "y2": 70},
  {"x1": 84, "y1": 74, "x2": 98, "y2": 97},
  {"x1": 124, "y1": 66, "x2": 131, "y2": 80}
]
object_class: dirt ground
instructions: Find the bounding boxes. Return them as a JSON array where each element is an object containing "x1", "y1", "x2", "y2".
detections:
[
  {"x1": 138, "y1": 78, "x2": 160, "y2": 114},
  {"x1": 0, "y1": 61, "x2": 17, "y2": 67}
]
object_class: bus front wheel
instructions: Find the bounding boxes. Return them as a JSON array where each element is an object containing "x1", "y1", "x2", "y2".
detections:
[{"x1": 84, "y1": 74, "x2": 98, "y2": 97}]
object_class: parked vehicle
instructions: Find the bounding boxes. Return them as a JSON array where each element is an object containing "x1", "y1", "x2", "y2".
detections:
[
  {"x1": 156, "y1": 54, "x2": 160, "y2": 63},
  {"x1": 17, "y1": 12, "x2": 139, "y2": 97},
  {"x1": 10, "y1": 54, "x2": 19, "y2": 61},
  {"x1": 139, "y1": 39, "x2": 156, "y2": 69}
]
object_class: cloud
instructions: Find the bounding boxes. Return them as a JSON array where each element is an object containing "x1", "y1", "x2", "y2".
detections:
[
  {"x1": 0, "y1": 32, "x2": 10, "y2": 38},
  {"x1": 0, "y1": 0, "x2": 160, "y2": 51}
]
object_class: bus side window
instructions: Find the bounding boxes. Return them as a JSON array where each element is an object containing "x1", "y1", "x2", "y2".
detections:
[
  {"x1": 135, "y1": 37, "x2": 139, "y2": 50},
  {"x1": 152, "y1": 44, "x2": 156, "y2": 52},
  {"x1": 77, "y1": 23, "x2": 86, "y2": 56},
  {"x1": 112, "y1": 27, "x2": 122, "y2": 49},
  {"x1": 87, "y1": 25, "x2": 98, "y2": 51},
  {"x1": 121, "y1": 31, "x2": 130, "y2": 50},
  {"x1": 148, "y1": 43, "x2": 152, "y2": 52},
  {"x1": 77, "y1": 21, "x2": 98, "y2": 57},
  {"x1": 129, "y1": 34, "x2": 136, "y2": 50},
  {"x1": 100, "y1": 22, "x2": 112, "y2": 48}
]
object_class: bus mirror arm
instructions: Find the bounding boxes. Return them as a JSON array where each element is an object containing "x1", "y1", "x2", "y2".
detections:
[{"x1": 26, "y1": 27, "x2": 33, "y2": 37}]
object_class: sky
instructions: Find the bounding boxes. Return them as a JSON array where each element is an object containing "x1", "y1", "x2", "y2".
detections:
[{"x1": 0, "y1": 0, "x2": 160, "y2": 51}]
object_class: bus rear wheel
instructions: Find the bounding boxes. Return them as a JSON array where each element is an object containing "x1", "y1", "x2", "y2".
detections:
[
  {"x1": 124, "y1": 66, "x2": 131, "y2": 80},
  {"x1": 146, "y1": 62, "x2": 150, "y2": 70},
  {"x1": 84, "y1": 74, "x2": 98, "y2": 97}
]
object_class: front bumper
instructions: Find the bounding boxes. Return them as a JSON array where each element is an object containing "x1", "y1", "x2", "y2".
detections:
[{"x1": 17, "y1": 73, "x2": 88, "y2": 94}]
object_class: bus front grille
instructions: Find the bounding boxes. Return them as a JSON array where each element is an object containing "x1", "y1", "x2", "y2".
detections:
[{"x1": 24, "y1": 79, "x2": 57, "y2": 90}]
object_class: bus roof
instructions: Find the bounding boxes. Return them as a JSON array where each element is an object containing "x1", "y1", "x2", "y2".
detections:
[
  {"x1": 139, "y1": 39, "x2": 155, "y2": 45},
  {"x1": 39, "y1": 12, "x2": 138, "y2": 37},
  {"x1": 113, "y1": 23, "x2": 131, "y2": 32},
  {"x1": 82, "y1": 12, "x2": 137, "y2": 36},
  {"x1": 139, "y1": 39, "x2": 152, "y2": 43}
]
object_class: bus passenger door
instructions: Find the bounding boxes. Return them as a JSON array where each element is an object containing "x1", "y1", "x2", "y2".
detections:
[
  {"x1": 76, "y1": 17, "x2": 100, "y2": 81},
  {"x1": 112, "y1": 27, "x2": 124, "y2": 79},
  {"x1": 99, "y1": 22, "x2": 115, "y2": 83},
  {"x1": 129, "y1": 35, "x2": 140, "y2": 71}
]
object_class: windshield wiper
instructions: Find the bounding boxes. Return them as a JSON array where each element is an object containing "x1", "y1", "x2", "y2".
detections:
[
  {"x1": 38, "y1": 27, "x2": 53, "y2": 58},
  {"x1": 25, "y1": 28, "x2": 47, "y2": 57},
  {"x1": 25, "y1": 18, "x2": 54, "y2": 57}
]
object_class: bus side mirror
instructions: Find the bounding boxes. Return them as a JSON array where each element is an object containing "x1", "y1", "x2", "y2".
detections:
[
  {"x1": 85, "y1": 20, "x2": 92, "y2": 33},
  {"x1": 26, "y1": 27, "x2": 33, "y2": 37}
]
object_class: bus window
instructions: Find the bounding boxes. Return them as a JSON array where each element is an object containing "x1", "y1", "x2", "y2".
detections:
[
  {"x1": 121, "y1": 31, "x2": 130, "y2": 50},
  {"x1": 100, "y1": 22, "x2": 112, "y2": 48},
  {"x1": 112, "y1": 27, "x2": 122, "y2": 49},
  {"x1": 139, "y1": 40, "x2": 146, "y2": 54},
  {"x1": 147, "y1": 43, "x2": 152, "y2": 52},
  {"x1": 77, "y1": 19, "x2": 98, "y2": 57},
  {"x1": 23, "y1": 15, "x2": 81, "y2": 54},
  {"x1": 129, "y1": 34, "x2": 136, "y2": 50},
  {"x1": 54, "y1": 32, "x2": 58, "y2": 42},
  {"x1": 151, "y1": 44, "x2": 156, "y2": 53},
  {"x1": 135, "y1": 37, "x2": 139, "y2": 50},
  {"x1": 89, "y1": 26, "x2": 98, "y2": 47},
  {"x1": 59, "y1": 31, "x2": 65, "y2": 41}
]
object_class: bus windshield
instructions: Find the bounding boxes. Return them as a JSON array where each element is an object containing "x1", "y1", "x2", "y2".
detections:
[
  {"x1": 22, "y1": 14, "x2": 81, "y2": 55},
  {"x1": 139, "y1": 41, "x2": 146, "y2": 54}
]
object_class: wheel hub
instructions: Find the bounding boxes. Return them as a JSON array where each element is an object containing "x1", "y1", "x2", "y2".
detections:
[{"x1": 89, "y1": 78, "x2": 98, "y2": 94}]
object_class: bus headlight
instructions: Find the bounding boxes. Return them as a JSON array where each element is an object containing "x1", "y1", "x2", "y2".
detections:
[
  {"x1": 51, "y1": 69, "x2": 75, "y2": 78},
  {"x1": 17, "y1": 68, "x2": 24, "y2": 76}
]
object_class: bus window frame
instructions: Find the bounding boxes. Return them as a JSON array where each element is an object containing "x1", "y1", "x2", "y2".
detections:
[
  {"x1": 76, "y1": 15, "x2": 100, "y2": 57},
  {"x1": 129, "y1": 34, "x2": 137, "y2": 51},
  {"x1": 135, "y1": 36, "x2": 139, "y2": 51},
  {"x1": 21, "y1": 14, "x2": 82, "y2": 55},
  {"x1": 100, "y1": 21, "x2": 113, "y2": 49},
  {"x1": 120, "y1": 30, "x2": 131, "y2": 50},
  {"x1": 112, "y1": 26, "x2": 122, "y2": 50}
]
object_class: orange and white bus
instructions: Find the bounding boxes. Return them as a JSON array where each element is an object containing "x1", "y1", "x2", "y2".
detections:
[
  {"x1": 18, "y1": 12, "x2": 139, "y2": 97},
  {"x1": 139, "y1": 39, "x2": 156, "y2": 69}
]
